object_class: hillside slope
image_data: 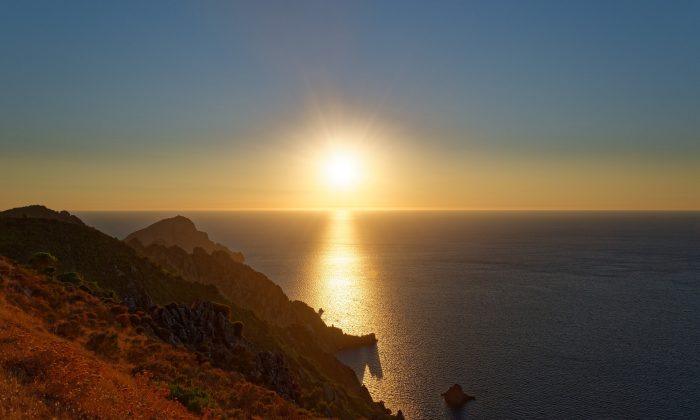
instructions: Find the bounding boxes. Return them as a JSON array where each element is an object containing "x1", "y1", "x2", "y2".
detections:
[
  {"x1": 0, "y1": 208, "x2": 402, "y2": 419},
  {"x1": 0, "y1": 257, "x2": 310, "y2": 419}
]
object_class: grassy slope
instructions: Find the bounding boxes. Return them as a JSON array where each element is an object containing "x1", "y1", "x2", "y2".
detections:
[{"x1": 0, "y1": 257, "x2": 315, "y2": 419}]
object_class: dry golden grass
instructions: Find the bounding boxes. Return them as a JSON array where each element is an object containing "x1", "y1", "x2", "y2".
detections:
[
  {"x1": 0, "y1": 257, "x2": 319, "y2": 419},
  {"x1": 0, "y1": 304, "x2": 195, "y2": 419}
]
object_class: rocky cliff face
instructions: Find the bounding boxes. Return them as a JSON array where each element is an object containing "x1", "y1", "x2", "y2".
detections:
[
  {"x1": 125, "y1": 215, "x2": 244, "y2": 262},
  {"x1": 127, "y1": 238, "x2": 377, "y2": 352},
  {"x1": 139, "y1": 300, "x2": 299, "y2": 401}
]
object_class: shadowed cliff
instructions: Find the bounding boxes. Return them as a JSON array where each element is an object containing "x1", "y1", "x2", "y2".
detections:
[{"x1": 125, "y1": 216, "x2": 377, "y2": 353}]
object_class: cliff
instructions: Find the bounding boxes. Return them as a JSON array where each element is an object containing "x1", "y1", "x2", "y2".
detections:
[
  {"x1": 126, "y1": 222, "x2": 377, "y2": 352},
  {"x1": 125, "y1": 215, "x2": 244, "y2": 262}
]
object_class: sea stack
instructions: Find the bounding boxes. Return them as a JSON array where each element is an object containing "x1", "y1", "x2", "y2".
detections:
[{"x1": 442, "y1": 384, "x2": 475, "y2": 408}]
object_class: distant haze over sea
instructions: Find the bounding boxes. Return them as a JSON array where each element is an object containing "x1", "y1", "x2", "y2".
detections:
[{"x1": 78, "y1": 211, "x2": 700, "y2": 419}]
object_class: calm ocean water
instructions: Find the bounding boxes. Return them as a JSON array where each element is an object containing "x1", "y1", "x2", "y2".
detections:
[{"x1": 76, "y1": 211, "x2": 700, "y2": 419}]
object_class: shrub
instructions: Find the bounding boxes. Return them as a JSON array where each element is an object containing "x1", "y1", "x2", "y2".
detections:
[
  {"x1": 85, "y1": 332, "x2": 119, "y2": 359},
  {"x1": 54, "y1": 321, "x2": 82, "y2": 339},
  {"x1": 57, "y1": 271, "x2": 84, "y2": 285},
  {"x1": 168, "y1": 383, "x2": 215, "y2": 414},
  {"x1": 2, "y1": 357, "x2": 45, "y2": 384},
  {"x1": 28, "y1": 252, "x2": 58, "y2": 275}
]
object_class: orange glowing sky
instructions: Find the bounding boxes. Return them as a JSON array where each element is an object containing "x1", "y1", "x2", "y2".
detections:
[{"x1": 1, "y1": 2, "x2": 699, "y2": 211}]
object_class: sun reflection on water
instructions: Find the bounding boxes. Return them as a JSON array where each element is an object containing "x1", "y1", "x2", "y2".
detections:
[
  {"x1": 312, "y1": 210, "x2": 393, "y2": 407},
  {"x1": 301, "y1": 210, "x2": 417, "y2": 412},
  {"x1": 314, "y1": 210, "x2": 368, "y2": 334}
]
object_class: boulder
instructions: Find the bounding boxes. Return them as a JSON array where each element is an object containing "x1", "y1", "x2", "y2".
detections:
[{"x1": 441, "y1": 384, "x2": 474, "y2": 408}]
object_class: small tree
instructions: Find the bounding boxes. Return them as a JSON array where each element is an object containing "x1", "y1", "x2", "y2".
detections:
[{"x1": 29, "y1": 252, "x2": 59, "y2": 275}]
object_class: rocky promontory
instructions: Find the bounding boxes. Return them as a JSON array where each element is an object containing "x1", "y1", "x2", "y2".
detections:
[
  {"x1": 126, "y1": 217, "x2": 378, "y2": 353},
  {"x1": 125, "y1": 215, "x2": 244, "y2": 262}
]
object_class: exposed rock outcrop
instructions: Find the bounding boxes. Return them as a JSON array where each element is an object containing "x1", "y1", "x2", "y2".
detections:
[
  {"x1": 442, "y1": 384, "x2": 475, "y2": 408},
  {"x1": 140, "y1": 300, "x2": 299, "y2": 401},
  {"x1": 125, "y1": 215, "x2": 244, "y2": 262}
]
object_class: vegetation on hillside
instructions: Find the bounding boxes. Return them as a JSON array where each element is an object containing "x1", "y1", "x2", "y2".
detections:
[
  {"x1": 0, "y1": 257, "x2": 315, "y2": 419},
  {"x1": 0, "y1": 218, "x2": 223, "y2": 305},
  {"x1": 0, "y1": 209, "x2": 403, "y2": 419}
]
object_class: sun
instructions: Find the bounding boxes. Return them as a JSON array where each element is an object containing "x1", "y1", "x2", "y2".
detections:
[{"x1": 324, "y1": 150, "x2": 363, "y2": 189}]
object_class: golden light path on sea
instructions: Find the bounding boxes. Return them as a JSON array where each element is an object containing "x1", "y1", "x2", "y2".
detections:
[
  {"x1": 301, "y1": 209, "x2": 417, "y2": 417},
  {"x1": 314, "y1": 210, "x2": 368, "y2": 333}
]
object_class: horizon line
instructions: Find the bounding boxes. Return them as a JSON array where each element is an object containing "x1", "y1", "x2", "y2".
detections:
[{"x1": 67, "y1": 207, "x2": 700, "y2": 212}]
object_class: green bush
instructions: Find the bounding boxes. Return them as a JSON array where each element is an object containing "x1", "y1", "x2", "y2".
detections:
[
  {"x1": 57, "y1": 271, "x2": 84, "y2": 285},
  {"x1": 29, "y1": 251, "x2": 58, "y2": 275},
  {"x1": 56, "y1": 271, "x2": 118, "y2": 300},
  {"x1": 168, "y1": 383, "x2": 215, "y2": 414}
]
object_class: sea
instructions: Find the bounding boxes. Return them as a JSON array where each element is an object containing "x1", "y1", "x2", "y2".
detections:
[{"x1": 76, "y1": 211, "x2": 700, "y2": 420}]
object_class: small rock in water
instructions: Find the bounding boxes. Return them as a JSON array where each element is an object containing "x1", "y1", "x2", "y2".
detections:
[{"x1": 441, "y1": 384, "x2": 475, "y2": 408}]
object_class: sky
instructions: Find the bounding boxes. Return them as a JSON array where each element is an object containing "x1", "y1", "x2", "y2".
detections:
[{"x1": 1, "y1": 0, "x2": 699, "y2": 210}]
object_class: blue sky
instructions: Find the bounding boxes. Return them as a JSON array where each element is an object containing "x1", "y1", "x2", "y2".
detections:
[{"x1": 1, "y1": 1, "x2": 699, "y2": 209}]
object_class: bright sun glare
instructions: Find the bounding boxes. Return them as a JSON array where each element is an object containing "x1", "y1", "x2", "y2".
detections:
[{"x1": 324, "y1": 151, "x2": 362, "y2": 189}]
